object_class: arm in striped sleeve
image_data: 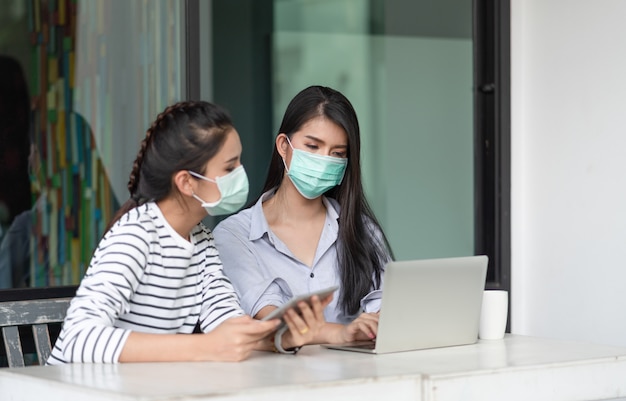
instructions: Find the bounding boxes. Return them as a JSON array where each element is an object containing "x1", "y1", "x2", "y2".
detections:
[
  {"x1": 198, "y1": 233, "x2": 244, "y2": 333},
  {"x1": 48, "y1": 225, "x2": 149, "y2": 364}
]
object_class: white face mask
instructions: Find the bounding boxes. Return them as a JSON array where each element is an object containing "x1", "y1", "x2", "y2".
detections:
[{"x1": 189, "y1": 165, "x2": 249, "y2": 216}]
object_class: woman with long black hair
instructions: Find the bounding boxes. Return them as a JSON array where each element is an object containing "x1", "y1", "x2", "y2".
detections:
[{"x1": 214, "y1": 85, "x2": 393, "y2": 351}]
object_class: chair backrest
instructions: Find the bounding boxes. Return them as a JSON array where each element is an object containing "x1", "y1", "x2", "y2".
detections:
[{"x1": 0, "y1": 298, "x2": 71, "y2": 367}]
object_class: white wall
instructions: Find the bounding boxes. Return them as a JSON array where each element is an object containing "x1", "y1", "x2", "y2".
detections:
[{"x1": 511, "y1": 0, "x2": 626, "y2": 347}]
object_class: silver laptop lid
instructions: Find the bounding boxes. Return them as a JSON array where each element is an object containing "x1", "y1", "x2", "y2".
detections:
[{"x1": 373, "y1": 255, "x2": 488, "y2": 353}]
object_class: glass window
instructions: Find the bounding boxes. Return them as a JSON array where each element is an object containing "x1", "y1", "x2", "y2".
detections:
[
  {"x1": 272, "y1": 1, "x2": 474, "y2": 261},
  {"x1": 0, "y1": 0, "x2": 185, "y2": 289}
]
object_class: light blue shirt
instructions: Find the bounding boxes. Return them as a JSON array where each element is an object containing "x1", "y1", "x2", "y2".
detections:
[{"x1": 213, "y1": 189, "x2": 384, "y2": 324}]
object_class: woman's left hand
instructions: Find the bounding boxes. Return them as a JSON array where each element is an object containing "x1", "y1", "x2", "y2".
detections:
[{"x1": 338, "y1": 312, "x2": 379, "y2": 343}]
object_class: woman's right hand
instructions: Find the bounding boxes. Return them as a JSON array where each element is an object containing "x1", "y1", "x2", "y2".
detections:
[
  {"x1": 280, "y1": 294, "x2": 333, "y2": 348},
  {"x1": 200, "y1": 315, "x2": 280, "y2": 361}
]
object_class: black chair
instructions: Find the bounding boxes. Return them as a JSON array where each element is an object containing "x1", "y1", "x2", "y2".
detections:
[{"x1": 0, "y1": 298, "x2": 71, "y2": 367}]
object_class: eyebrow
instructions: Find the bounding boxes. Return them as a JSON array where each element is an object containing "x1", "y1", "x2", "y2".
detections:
[
  {"x1": 303, "y1": 134, "x2": 348, "y2": 148},
  {"x1": 224, "y1": 155, "x2": 239, "y2": 164}
]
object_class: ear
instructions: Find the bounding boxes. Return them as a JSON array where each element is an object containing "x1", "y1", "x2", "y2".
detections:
[
  {"x1": 173, "y1": 171, "x2": 195, "y2": 196},
  {"x1": 276, "y1": 133, "x2": 289, "y2": 159}
]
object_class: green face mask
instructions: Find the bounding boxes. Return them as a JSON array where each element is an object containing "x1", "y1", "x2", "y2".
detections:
[
  {"x1": 283, "y1": 137, "x2": 348, "y2": 199},
  {"x1": 189, "y1": 165, "x2": 249, "y2": 215}
]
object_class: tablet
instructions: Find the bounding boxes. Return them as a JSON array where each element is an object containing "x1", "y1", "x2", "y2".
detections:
[{"x1": 261, "y1": 286, "x2": 339, "y2": 321}]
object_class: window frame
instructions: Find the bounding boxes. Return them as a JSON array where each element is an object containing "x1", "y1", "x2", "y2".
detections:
[{"x1": 473, "y1": 0, "x2": 511, "y2": 302}]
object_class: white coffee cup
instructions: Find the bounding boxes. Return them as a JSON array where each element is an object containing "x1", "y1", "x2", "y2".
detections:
[{"x1": 479, "y1": 290, "x2": 508, "y2": 340}]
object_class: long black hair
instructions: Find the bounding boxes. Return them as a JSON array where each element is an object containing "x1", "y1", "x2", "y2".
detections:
[
  {"x1": 105, "y1": 101, "x2": 233, "y2": 232},
  {"x1": 260, "y1": 85, "x2": 393, "y2": 316}
]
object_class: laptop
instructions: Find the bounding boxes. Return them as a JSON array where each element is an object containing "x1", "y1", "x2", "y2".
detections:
[{"x1": 322, "y1": 255, "x2": 488, "y2": 354}]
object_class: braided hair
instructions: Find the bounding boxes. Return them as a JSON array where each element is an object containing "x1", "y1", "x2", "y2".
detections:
[{"x1": 105, "y1": 101, "x2": 233, "y2": 233}]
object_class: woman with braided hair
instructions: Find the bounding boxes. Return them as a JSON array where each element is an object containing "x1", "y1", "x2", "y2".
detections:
[{"x1": 48, "y1": 101, "x2": 322, "y2": 364}]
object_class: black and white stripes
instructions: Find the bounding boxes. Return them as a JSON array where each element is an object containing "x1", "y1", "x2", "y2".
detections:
[{"x1": 47, "y1": 202, "x2": 244, "y2": 364}]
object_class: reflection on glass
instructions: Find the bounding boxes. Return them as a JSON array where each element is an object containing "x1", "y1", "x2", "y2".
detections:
[
  {"x1": 73, "y1": 0, "x2": 184, "y2": 203},
  {"x1": 0, "y1": 0, "x2": 184, "y2": 288}
]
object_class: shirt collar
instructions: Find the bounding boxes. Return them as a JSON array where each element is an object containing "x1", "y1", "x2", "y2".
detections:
[{"x1": 248, "y1": 188, "x2": 340, "y2": 241}]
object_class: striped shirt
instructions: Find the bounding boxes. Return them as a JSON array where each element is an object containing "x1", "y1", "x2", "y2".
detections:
[{"x1": 47, "y1": 202, "x2": 244, "y2": 364}]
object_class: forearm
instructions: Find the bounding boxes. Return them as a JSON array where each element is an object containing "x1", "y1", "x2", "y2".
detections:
[
  {"x1": 119, "y1": 316, "x2": 280, "y2": 362},
  {"x1": 281, "y1": 322, "x2": 345, "y2": 349},
  {"x1": 118, "y1": 332, "x2": 206, "y2": 363},
  {"x1": 317, "y1": 323, "x2": 347, "y2": 344}
]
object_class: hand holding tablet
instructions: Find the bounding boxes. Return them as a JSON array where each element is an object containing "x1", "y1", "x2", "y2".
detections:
[{"x1": 261, "y1": 286, "x2": 339, "y2": 322}]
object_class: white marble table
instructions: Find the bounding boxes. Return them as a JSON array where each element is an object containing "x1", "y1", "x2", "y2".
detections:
[{"x1": 1, "y1": 335, "x2": 626, "y2": 401}]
